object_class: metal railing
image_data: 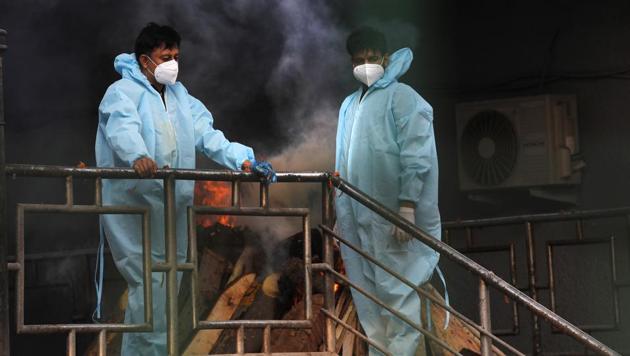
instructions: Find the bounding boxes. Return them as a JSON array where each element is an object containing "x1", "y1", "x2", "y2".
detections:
[
  {"x1": 1, "y1": 164, "x2": 620, "y2": 355},
  {"x1": 4, "y1": 165, "x2": 328, "y2": 356},
  {"x1": 328, "y1": 176, "x2": 620, "y2": 356},
  {"x1": 442, "y1": 207, "x2": 630, "y2": 354}
]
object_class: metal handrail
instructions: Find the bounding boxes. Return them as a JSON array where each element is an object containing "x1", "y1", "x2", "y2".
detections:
[
  {"x1": 331, "y1": 176, "x2": 620, "y2": 356},
  {"x1": 2, "y1": 164, "x2": 620, "y2": 355},
  {"x1": 442, "y1": 207, "x2": 630, "y2": 228},
  {"x1": 4, "y1": 164, "x2": 330, "y2": 356},
  {"x1": 319, "y1": 224, "x2": 525, "y2": 355}
]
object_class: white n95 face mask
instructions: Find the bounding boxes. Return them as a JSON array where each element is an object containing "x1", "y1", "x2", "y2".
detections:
[
  {"x1": 353, "y1": 63, "x2": 384, "y2": 87},
  {"x1": 147, "y1": 57, "x2": 179, "y2": 85}
]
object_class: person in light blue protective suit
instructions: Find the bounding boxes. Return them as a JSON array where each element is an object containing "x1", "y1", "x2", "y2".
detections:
[
  {"x1": 335, "y1": 27, "x2": 441, "y2": 356},
  {"x1": 95, "y1": 23, "x2": 274, "y2": 355}
]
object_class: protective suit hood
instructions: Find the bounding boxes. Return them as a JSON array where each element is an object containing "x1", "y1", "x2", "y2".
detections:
[
  {"x1": 372, "y1": 47, "x2": 413, "y2": 89},
  {"x1": 114, "y1": 53, "x2": 161, "y2": 92}
]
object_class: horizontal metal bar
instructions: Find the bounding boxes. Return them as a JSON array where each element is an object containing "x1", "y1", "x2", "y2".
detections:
[
  {"x1": 152, "y1": 262, "x2": 195, "y2": 272},
  {"x1": 193, "y1": 206, "x2": 309, "y2": 217},
  {"x1": 553, "y1": 324, "x2": 619, "y2": 333},
  {"x1": 318, "y1": 226, "x2": 524, "y2": 355},
  {"x1": 19, "y1": 203, "x2": 147, "y2": 215},
  {"x1": 443, "y1": 207, "x2": 630, "y2": 228},
  {"x1": 331, "y1": 176, "x2": 620, "y2": 356},
  {"x1": 320, "y1": 308, "x2": 392, "y2": 356},
  {"x1": 5, "y1": 164, "x2": 329, "y2": 183},
  {"x1": 18, "y1": 323, "x2": 152, "y2": 334},
  {"x1": 7, "y1": 263, "x2": 18, "y2": 271},
  {"x1": 8, "y1": 248, "x2": 110, "y2": 262},
  {"x1": 547, "y1": 237, "x2": 612, "y2": 246},
  {"x1": 197, "y1": 320, "x2": 311, "y2": 329},
  {"x1": 457, "y1": 245, "x2": 512, "y2": 254}
]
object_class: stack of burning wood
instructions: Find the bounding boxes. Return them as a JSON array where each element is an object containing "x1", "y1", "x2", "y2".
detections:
[
  {"x1": 84, "y1": 222, "x2": 339, "y2": 354},
  {"x1": 85, "y1": 219, "x2": 505, "y2": 355}
]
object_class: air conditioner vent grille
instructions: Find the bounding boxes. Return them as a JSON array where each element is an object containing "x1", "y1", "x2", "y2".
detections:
[{"x1": 461, "y1": 110, "x2": 518, "y2": 186}]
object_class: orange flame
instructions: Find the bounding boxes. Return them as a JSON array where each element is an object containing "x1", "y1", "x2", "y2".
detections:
[{"x1": 194, "y1": 181, "x2": 235, "y2": 227}]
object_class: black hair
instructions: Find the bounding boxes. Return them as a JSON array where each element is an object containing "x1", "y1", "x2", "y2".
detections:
[
  {"x1": 134, "y1": 22, "x2": 181, "y2": 63},
  {"x1": 346, "y1": 26, "x2": 387, "y2": 56}
]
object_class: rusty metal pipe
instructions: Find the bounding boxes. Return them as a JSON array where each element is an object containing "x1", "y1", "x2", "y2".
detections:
[
  {"x1": 19, "y1": 323, "x2": 152, "y2": 333},
  {"x1": 188, "y1": 207, "x2": 199, "y2": 329},
  {"x1": 197, "y1": 320, "x2": 311, "y2": 329},
  {"x1": 194, "y1": 206, "x2": 308, "y2": 217},
  {"x1": 5, "y1": 164, "x2": 329, "y2": 182},
  {"x1": 526, "y1": 222, "x2": 542, "y2": 355},
  {"x1": 303, "y1": 215, "x2": 312, "y2": 320},
  {"x1": 321, "y1": 182, "x2": 336, "y2": 353},
  {"x1": 442, "y1": 207, "x2": 630, "y2": 228},
  {"x1": 479, "y1": 279, "x2": 492, "y2": 355},
  {"x1": 164, "y1": 175, "x2": 178, "y2": 355}
]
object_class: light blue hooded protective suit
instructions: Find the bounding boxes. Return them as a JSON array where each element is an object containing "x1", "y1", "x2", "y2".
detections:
[
  {"x1": 95, "y1": 53, "x2": 254, "y2": 355},
  {"x1": 335, "y1": 48, "x2": 441, "y2": 356}
]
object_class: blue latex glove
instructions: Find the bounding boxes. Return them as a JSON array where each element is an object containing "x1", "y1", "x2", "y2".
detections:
[{"x1": 251, "y1": 160, "x2": 277, "y2": 183}]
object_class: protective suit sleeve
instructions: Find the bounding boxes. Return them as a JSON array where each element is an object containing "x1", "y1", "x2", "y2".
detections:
[
  {"x1": 99, "y1": 88, "x2": 150, "y2": 166},
  {"x1": 392, "y1": 85, "x2": 434, "y2": 204},
  {"x1": 189, "y1": 95, "x2": 255, "y2": 171}
]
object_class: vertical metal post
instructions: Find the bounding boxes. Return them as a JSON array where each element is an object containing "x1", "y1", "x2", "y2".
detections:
[
  {"x1": 465, "y1": 227, "x2": 473, "y2": 248},
  {"x1": 164, "y1": 175, "x2": 179, "y2": 356},
  {"x1": 97, "y1": 329, "x2": 107, "y2": 356},
  {"x1": 259, "y1": 183, "x2": 269, "y2": 208},
  {"x1": 66, "y1": 330, "x2": 76, "y2": 356},
  {"x1": 0, "y1": 28, "x2": 9, "y2": 356},
  {"x1": 321, "y1": 181, "x2": 336, "y2": 352},
  {"x1": 236, "y1": 325, "x2": 245, "y2": 354},
  {"x1": 231, "y1": 180, "x2": 240, "y2": 207},
  {"x1": 479, "y1": 279, "x2": 492, "y2": 355},
  {"x1": 525, "y1": 222, "x2": 542, "y2": 355},
  {"x1": 94, "y1": 178, "x2": 102, "y2": 206},
  {"x1": 303, "y1": 215, "x2": 312, "y2": 320},
  {"x1": 576, "y1": 219, "x2": 584, "y2": 241},
  {"x1": 188, "y1": 207, "x2": 199, "y2": 329},
  {"x1": 65, "y1": 176, "x2": 73, "y2": 206},
  {"x1": 262, "y1": 325, "x2": 271, "y2": 354}
]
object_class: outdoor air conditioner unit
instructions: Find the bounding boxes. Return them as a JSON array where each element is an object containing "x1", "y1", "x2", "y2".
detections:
[{"x1": 456, "y1": 95, "x2": 582, "y2": 192}]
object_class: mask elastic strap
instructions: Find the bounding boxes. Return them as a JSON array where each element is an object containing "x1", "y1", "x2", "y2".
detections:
[
  {"x1": 142, "y1": 55, "x2": 158, "y2": 77},
  {"x1": 436, "y1": 266, "x2": 450, "y2": 329},
  {"x1": 92, "y1": 220, "x2": 105, "y2": 322}
]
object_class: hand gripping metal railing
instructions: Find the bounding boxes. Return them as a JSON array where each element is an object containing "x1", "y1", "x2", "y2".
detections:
[{"x1": 1, "y1": 164, "x2": 620, "y2": 356}]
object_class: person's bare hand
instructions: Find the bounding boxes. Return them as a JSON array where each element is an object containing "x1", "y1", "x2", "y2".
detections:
[{"x1": 133, "y1": 157, "x2": 158, "y2": 177}]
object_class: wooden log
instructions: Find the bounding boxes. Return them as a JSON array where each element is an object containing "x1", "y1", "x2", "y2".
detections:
[
  {"x1": 332, "y1": 284, "x2": 507, "y2": 356},
  {"x1": 210, "y1": 277, "x2": 279, "y2": 354},
  {"x1": 268, "y1": 294, "x2": 326, "y2": 353},
  {"x1": 422, "y1": 284, "x2": 505, "y2": 356},
  {"x1": 183, "y1": 273, "x2": 256, "y2": 356},
  {"x1": 179, "y1": 247, "x2": 231, "y2": 350}
]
